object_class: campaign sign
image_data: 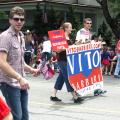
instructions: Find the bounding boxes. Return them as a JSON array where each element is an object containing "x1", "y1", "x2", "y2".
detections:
[
  {"x1": 66, "y1": 42, "x2": 103, "y2": 96},
  {"x1": 48, "y1": 30, "x2": 68, "y2": 51}
]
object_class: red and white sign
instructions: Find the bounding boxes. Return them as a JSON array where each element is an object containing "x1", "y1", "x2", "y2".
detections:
[
  {"x1": 67, "y1": 42, "x2": 103, "y2": 96},
  {"x1": 48, "y1": 30, "x2": 68, "y2": 51}
]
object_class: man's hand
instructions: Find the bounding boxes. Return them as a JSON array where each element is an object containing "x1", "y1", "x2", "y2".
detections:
[
  {"x1": 30, "y1": 68, "x2": 40, "y2": 77},
  {"x1": 75, "y1": 40, "x2": 83, "y2": 45},
  {"x1": 18, "y1": 77, "x2": 30, "y2": 90},
  {"x1": 75, "y1": 41, "x2": 82, "y2": 45}
]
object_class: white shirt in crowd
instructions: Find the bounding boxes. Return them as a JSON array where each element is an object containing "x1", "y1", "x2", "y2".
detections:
[
  {"x1": 76, "y1": 28, "x2": 92, "y2": 43},
  {"x1": 42, "y1": 40, "x2": 51, "y2": 53}
]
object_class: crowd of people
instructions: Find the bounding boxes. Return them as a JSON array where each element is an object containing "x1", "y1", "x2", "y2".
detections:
[
  {"x1": 101, "y1": 45, "x2": 120, "y2": 78},
  {"x1": 0, "y1": 6, "x2": 119, "y2": 120}
]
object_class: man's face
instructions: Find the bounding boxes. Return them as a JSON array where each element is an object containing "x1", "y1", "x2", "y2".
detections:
[
  {"x1": 9, "y1": 14, "x2": 25, "y2": 32},
  {"x1": 84, "y1": 20, "x2": 92, "y2": 30}
]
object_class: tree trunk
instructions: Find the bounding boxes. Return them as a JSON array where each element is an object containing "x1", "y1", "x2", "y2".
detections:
[{"x1": 96, "y1": 0, "x2": 120, "y2": 40}]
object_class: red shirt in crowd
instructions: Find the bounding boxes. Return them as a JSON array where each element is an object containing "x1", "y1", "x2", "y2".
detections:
[{"x1": 116, "y1": 40, "x2": 120, "y2": 54}]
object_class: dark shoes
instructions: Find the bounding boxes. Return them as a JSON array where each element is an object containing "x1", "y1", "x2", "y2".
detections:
[
  {"x1": 94, "y1": 89, "x2": 107, "y2": 96},
  {"x1": 50, "y1": 96, "x2": 62, "y2": 102},
  {"x1": 114, "y1": 75, "x2": 120, "y2": 78},
  {"x1": 50, "y1": 96, "x2": 84, "y2": 103},
  {"x1": 74, "y1": 97, "x2": 84, "y2": 103}
]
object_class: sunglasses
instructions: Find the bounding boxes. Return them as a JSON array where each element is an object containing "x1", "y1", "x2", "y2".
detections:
[
  {"x1": 86, "y1": 22, "x2": 92, "y2": 24},
  {"x1": 12, "y1": 17, "x2": 25, "y2": 22}
]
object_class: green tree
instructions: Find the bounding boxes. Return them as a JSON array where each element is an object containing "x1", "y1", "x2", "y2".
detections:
[
  {"x1": 67, "y1": 6, "x2": 82, "y2": 42},
  {"x1": 48, "y1": 6, "x2": 58, "y2": 30},
  {"x1": 33, "y1": 3, "x2": 49, "y2": 36},
  {"x1": 98, "y1": 22, "x2": 113, "y2": 46},
  {"x1": 109, "y1": 0, "x2": 120, "y2": 15},
  {"x1": 0, "y1": 11, "x2": 8, "y2": 20},
  {"x1": 96, "y1": 0, "x2": 120, "y2": 40},
  {"x1": 67, "y1": 6, "x2": 80, "y2": 30}
]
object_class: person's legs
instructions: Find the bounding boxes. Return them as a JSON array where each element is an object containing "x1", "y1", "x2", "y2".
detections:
[
  {"x1": 21, "y1": 90, "x2": 29, "y2": 120},
  {"x1": 54, "y1": 71, "x2": 64, "y2": 91},
  {"x1": 58, "y1": 61, "x2": 74, "y2": 92},
  {"x1": 114, "y1": 54, "x2": 120, "y2": 77},
  {"x1": 1, "y1": 83, "x2": 22, "y2": 120},
  {"x1": 109, "y1": 62, "x2": 115, "y2": 75},
  {"x1": 101, "y1": 65, "x2": 105, "y2": 74},
  {"x1": 105, "y1": 65, "x2": 109, "y2": 75},
  {"x1": 50, "y1": 70, "x2": 64, "y2": 101},
  {"x1": 58, "y1": 61, "x2": 83, "y2": 103}
]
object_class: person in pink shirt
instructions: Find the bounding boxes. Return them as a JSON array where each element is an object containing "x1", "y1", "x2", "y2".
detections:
[{"x1": 114, "y1": 39, "x2": 120, "y2": 78}]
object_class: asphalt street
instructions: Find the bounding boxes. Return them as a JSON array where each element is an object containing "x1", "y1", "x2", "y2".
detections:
[
  {"x1": 28, "y1": 73, "x2": 120, "y2": 120},
  {"x1": 1, "y1": 73, "x2": 120, "y2": 120}
]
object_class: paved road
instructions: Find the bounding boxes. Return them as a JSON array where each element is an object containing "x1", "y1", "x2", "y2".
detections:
[
  {"x1": 27, "y1": 73, "x2": 120, "y2": 120},
  {"x1": 1, "y1": 73, "x2": 120, "y2": 120}
]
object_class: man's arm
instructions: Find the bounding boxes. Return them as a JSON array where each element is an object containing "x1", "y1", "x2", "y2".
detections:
[
  {"x1": 24, "y1": 62, "x2": 40, "y2": 76},
  {"x1": 75, "y1": 31, "x2": 83, "y2": 45},
  {"x1": 0, "y1": 52, "x2": 22, "y2": 80},
  {"x1": 75, "y1": 31, "x2": 80, "y2": 42},
  {"x1": 0, "y1": 51, "x2": 29, "y2": 90}
]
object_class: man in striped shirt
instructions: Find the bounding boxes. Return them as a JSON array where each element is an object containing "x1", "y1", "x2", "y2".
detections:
[{"x1": 0, "y1": 6, "x2": 39, "y2": 120}]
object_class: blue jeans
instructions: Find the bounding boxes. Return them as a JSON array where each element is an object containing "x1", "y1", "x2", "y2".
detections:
[
  {"x1": 54, "y1": 61, "x2": 74, "y2": 92},
  {"x1": 114, "y1": 54, "x2": 120, "y2": 76},
  {"x1": 1, "y1": 83, "x2": 29, "y2": 120}
]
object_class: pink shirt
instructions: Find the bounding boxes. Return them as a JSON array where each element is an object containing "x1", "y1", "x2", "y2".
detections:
[
  {"x1": 0, "y1": 27, "x2": 25, "y2": 88},
  {"x1": 116, "y1": 40, "x2": 120, "y2": 54}
]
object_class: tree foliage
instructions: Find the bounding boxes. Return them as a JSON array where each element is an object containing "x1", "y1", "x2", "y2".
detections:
[
  {"x1": 47, "y1": 6, "x2": 59, "y2": 30},
  {"x1": 0, "y1": 11, "x2": 8, "y2": 19},
  {"x1": 98, "y1": 22, "x2": 113, "y2": 46},
  {"x1": 108, "y1": 0, "x2": 120, "y2": 15},
  {"x1": 67, "y1": 6, "x2": 82, "y2": 42},
  {"x1": 67, "y1": 6, "x2": 78, "y2": 29},
  {"x1": 96, "y1": 0, "x2": 120, "y2": 40},
  {"x1": 33, "y1": 5, "x2": 62, "y2": 35},
  {"x1": 33, "y1": 4, "x2": 82, "y2": 43}
]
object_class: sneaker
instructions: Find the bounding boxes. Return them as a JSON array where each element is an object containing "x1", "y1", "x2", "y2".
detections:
[
  {"x1": 50, "y1": 96, "x2": 62, "y2": 102},
  {"x1": 104, "y1": 72, "x2": 108, "y2": 75},
  {"x1": 108, "y1": 72, "x2": 112, "y2": 76},
  {"x1": 94, "y1": 89, "x2": 107, "y2": 96},
  {"x1": 74, "y1": 97, "x2": 84, "y2": 103}
]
